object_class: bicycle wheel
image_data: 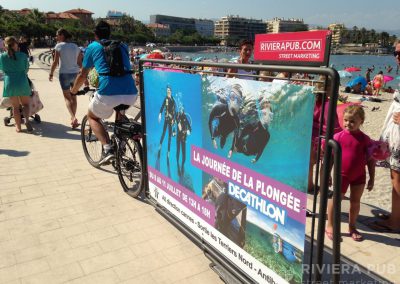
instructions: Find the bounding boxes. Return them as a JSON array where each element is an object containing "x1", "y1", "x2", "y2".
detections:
[
  {"x1": 81, "y1": 115, "x2": 103, "y2": 168},
  {"x1": 116, "y1": 138, "x2": 143, "y2": 197}
]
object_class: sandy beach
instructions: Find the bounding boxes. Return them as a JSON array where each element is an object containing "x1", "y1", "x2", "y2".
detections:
[{"x1": 341, "y1": 89, "x2": 395, "y2": 211}]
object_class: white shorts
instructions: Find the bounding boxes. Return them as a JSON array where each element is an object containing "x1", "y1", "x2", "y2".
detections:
[{"x1": 89, "y1": 92, "x2": 138, "y2": 119}]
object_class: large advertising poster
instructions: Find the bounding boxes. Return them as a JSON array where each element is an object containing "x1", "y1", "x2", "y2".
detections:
[{"x1": 144, "y1": 69, "x2": 315, "y2": 283}]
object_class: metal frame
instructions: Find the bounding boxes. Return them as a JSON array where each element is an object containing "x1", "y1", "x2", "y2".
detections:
[{"x1": 139, "y1": 58, "x2": 342, "y2": 284}]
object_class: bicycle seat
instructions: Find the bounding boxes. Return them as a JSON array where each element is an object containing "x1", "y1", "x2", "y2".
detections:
[{"x1": 114, "y1": 104, "x2": 130, "y2": 111}]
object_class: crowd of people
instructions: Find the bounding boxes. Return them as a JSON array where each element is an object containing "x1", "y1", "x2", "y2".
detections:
[
  {"x1": 1, "y1": 24, "x2": 400, "y2": 242},
  {"x1": 1, "y1": 21, "x2": 138, "y2": 166},
  {"x1": 344, "y1": 66, "x2": 395, "y2": 96}
]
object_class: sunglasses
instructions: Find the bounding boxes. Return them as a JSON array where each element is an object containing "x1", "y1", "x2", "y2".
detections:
[{"x1": 394, "y1": 51, "x2": 400, "y2": 57}]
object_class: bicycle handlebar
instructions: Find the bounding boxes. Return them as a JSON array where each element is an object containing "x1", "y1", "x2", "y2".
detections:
[{"x1": 72, "y1": 87, "x2": 96, "y2": 96}]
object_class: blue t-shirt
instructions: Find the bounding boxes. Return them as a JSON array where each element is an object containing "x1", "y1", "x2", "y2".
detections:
[{"x1": 83, "y1": 41, "x2": 137, "y2": 96}]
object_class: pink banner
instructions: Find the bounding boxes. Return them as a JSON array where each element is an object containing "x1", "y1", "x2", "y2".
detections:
[
  {"x1": 191, "y1": 145, "x2": 307, "y2": 224},
  {"x1": 148, "y1": 166, "x2": 215, "y2": 226},
  {"x1": 254, "y1": 30, "x2": 331, "y2": 64}
]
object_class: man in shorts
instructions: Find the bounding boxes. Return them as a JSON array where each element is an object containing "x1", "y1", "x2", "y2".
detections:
[{"x1": 71, "y1": 21, "x2": 137, "y2": 165}]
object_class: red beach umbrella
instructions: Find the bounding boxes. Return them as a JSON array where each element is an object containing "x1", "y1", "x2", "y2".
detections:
[
  {"x1": 344, "y1": 67, "x2": 361, "y2": 72},
  {"x1": 147, "y1": 52, "x2": 165, "y2": 59}
]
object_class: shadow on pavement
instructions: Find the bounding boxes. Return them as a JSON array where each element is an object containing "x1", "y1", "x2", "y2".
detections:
[
  {"x1": 302, "y1": 236, "x2": 392, "y2": 284},
  {"x1": 0, "y1": 149, "x2": 30, "y2": 157},
  {"x1": 31, "y1": 121, "x2": 81, "y2": 140}
]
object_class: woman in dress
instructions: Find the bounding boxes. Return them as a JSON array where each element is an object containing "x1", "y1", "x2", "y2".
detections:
[{"x1": 0, "y1": 36, "x2": 32, "y2": 132}]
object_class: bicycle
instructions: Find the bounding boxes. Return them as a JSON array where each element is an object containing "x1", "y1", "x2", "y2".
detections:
[{"x1": 76, "y1": 88, "x2": 144, "y2": 197}]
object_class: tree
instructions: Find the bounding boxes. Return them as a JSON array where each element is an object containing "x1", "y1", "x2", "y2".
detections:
[
  {"x1": 119, "y1": 15, "x2": 135, "y2": 34},
  {"x1": 380, "y1": 32, "x2": 390, "y2": 47},
  {"x1": 27, "y1": 8, "x2": 45, "y2": 24}
]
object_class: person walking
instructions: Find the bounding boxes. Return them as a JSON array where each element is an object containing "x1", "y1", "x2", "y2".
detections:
[
  {"x1": 49, "y1": 28, "x2": 82, "y2": 129},
  {"x1": 370, "y1": 40, "x2": 400, "y2": 233},
  {"x1": 18, "y1": 36, "x2": 31, "y2": 58},
  {"x1": 0, "y1": 36, "x2": 32, "y2": 132}
]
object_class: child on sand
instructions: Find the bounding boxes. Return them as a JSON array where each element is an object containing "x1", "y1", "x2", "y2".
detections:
[{"x1": 325, "y1": 105, "x2": 375, "y2": 241}]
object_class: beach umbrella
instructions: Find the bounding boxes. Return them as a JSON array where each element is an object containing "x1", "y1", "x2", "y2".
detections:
[
  {"x1": 147, "y1": 52, "x2": 165, "y2": 59},
  {"x1": 346, "y1": 76, "x2": 367, "y2": 91},
  {"x1": 383, "y1": 75, "x2": 394, "y2": 82},
  {"x1": 344, "y1": 67, "x2": 361, "y2": 72},
  {"x1": 338, "y1": 70, "x2": 352, "y2": 78}
]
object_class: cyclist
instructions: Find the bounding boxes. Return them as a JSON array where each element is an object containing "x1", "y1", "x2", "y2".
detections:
[{"x1": 71, "y1": 21, "x2": 138, "y2": 165}]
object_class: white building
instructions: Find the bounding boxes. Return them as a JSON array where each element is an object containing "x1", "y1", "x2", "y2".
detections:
[
  {"x1": 214, "y1": 15, "x2": 266, "y2": 43},
  {"x1": 328, "y1": 23, "x2": 345, "y2": 46},
  {"x1": 266, "y1": 18, "x2": 308, "y2": 33}
]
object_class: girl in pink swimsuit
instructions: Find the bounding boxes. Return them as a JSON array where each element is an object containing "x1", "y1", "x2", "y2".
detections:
[{"x1": 325, "y1": 105, "x2": 375, "y2": 241}]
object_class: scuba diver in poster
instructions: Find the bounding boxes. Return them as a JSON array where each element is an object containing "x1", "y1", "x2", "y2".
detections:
[
  {"x1": 202, "y1": 176, "x2": 247, "y2": 248},
  {"x1": 176, "y1": 106, "x2": 192, "y2": 176},
  {"x1": 158, "y1": 86, "x2": 176, "y2": 161},
  {"x1": 228, "y1": 97, "x2": 273, "y2": 163},
  {"x1": 209, "y1": 84, "x2": 243, "y2": 151},
  {"x1": 202, "y1": 177, "x2": 226, "y2": 205}
]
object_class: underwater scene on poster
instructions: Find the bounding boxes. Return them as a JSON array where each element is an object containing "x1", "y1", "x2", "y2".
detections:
[{"x1": 144, "y1": 69, "x2": 315, "y2": 283}]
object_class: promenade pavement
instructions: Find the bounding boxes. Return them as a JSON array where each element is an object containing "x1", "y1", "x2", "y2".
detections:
[
  {"x1": 0, "y1": 50, "x2": 222, "y2": 284},
  {"x1": 1, "y1": 50, "x2": 399, "y2": 284}
]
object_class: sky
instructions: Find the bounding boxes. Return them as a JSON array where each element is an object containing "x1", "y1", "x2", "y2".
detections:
[{"x1": 1, "y1": 0, "x2": 399, "y2": 33}]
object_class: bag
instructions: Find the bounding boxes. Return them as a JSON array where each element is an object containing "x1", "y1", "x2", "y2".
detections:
[
  {"x1": 28, "y1": 82, "x2": 43, "y2": 115},
  {"x1": 0, "y1": 85, "x2": 43, "y2": 114},
  {"x1": 0, "y1": 96, "x2": 12, "y2": 109},
  {"x1": 100, "y1": 40, "x2": 131, "y2": 77}
]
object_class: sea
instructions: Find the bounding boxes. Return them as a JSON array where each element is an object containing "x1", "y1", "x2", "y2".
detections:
[{"x1": 175, "y1": 52, "x2": 400, "y2": 88}]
